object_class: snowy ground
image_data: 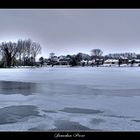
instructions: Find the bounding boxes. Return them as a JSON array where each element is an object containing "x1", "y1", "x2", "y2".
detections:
[{"x1": 0, "y1": 66, "x2": 140, "y2": 131}]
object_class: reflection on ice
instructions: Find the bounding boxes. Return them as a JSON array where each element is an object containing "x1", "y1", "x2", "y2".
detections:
[
  {"x1": 90, "y1": 118, "x2": 105, "y2": 125},
  {"x1": 0, "y1": 105, "x2": 39, "y2": 124},
  {"x1": 59, "y1": 107, "x2": 104, "y2": 114},
  {"x1": 53, "y1": 120, "x2": 91, "y2": 130},
  {"x1": 0, "y1": 81, "x2": 37, "y2": 95}
]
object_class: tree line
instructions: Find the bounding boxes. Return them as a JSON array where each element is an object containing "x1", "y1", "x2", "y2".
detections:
[
  {"x1": 0, "y1": 40, "x2": 139, "y2": 68},
  {"x1": 38, "y1": 49, "x2": 140, "y2": 67},
  {"x1": 0, "y1": 39, "x2": 41, "y2": 68}
]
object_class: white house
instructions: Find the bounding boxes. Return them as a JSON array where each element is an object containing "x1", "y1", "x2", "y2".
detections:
[{"x1": 104, "y1": 59, "x2": 118, "y2": 64}]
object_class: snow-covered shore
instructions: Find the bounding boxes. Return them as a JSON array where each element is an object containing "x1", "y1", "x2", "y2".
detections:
[{"x1": 5, "y1": 63, "x2": 140, "y2": 69}]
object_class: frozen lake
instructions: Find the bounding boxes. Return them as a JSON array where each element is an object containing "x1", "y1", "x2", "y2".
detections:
[{"x1": 0, "y1": 66, "x2": 140, "y2": 131}]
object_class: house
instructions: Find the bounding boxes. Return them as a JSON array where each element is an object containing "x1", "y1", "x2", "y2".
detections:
[
  {"x1": 58, "y1": 56, "x2": 69, "y2": 65},
  {"x1": 133, "y1": 59, "x2": 140, "y2": 63},
  {"x1": 80, "y1": 60, "x2": 87, "y2": 66},
  {"x1": 119, "y1": 56, "x2": 129, "y2": 64},
  {"x1": 104, "y1": 59, "x2": 118, "y2": 65},
  {"x1": 88, "y1": 59, "x2": 104, "y2": 66}
]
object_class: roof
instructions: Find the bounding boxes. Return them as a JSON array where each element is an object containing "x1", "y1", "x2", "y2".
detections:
[{"x1": 105, "y1": 59, "x2": 118, "y2": 62}]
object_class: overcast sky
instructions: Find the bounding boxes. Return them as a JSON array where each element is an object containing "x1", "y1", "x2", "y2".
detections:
[{"x1": 0, "y1": 9, "x2": 140, "y2": 58}]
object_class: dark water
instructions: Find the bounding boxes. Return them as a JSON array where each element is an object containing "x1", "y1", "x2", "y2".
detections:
[
  {"x1": 0, "y1": 105, "x2": 40, "y2": 124},
  {"x1": 53, "y1": 120, "x2": 91, "y2": 130},
  {"x1": 0, "y1": 81, "x2": 37, "y2": 95},
  {"x1": 59, "y1": 107, "x2": 104, "y2": 114}
]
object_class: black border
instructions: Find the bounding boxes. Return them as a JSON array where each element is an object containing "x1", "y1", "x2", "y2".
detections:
[
  {"x1": 0, "y1": 131, "x2": 140, "y2": 140},
  {"x1": 0, "y1": 0, "x2": 140, "y2": 140},
  {"x1": 0, "y1": 0, "x2": 139, "y2": 8}
]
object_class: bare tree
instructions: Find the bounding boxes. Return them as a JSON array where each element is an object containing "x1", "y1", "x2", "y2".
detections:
[
  {"x1": 49, "y1": 52, "x2": 55, "y2": 59},
  {"x1": 17, "y1": 39, "x2": 24, "y2": 65},
  {"x1": 25, "y1": 39, "x2": 32, "y2": 58},
  {"x1": 0, "y1": 41, "x2": 19, "y2": 67},
  {"x1": 22, "y1": 39, "x2": 32, "y2": 65},
  {"x1": 91, "y1": 49, "x2": 103, "y2": 59},
  {"x1": 91, "y1": 49, "x2": 103, "y2": 67},
  {"x1": 31, "y1": 42, "x2": 41, "y2": 63},
  {"x1": 0, "y1": 39, "x2": 42, "y2": 67},
  {"x1": 49, "y1": 52, "x2": 55, "y2": 67}
]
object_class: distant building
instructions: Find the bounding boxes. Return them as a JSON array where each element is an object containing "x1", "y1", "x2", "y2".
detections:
[
  {"x1": 119, "y1": 56, "x2": 129, "y2": 64},
  {"x1": 108, "y1": 53, "x2": 136, "y2": 59},
  {"x1": 58, "y1": 55, "x2": 70, "y2": 65},
  {"x1": 104, "y1": 59, "x2": 118, "y2": 65}
]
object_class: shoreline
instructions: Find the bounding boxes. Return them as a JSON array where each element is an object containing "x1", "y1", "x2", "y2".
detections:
[{"x1": 0, "y1": 65, "x2": 140, "y2": 69}]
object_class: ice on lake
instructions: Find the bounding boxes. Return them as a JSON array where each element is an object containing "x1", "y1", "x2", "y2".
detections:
[{"x1": 0, "y1": 66, "x2": 140, "y2": 131}]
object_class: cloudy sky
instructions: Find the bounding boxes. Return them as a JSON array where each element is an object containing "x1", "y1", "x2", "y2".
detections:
[{"x1": 0, "y1": 9, "x2": 140, "y2": 58}]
